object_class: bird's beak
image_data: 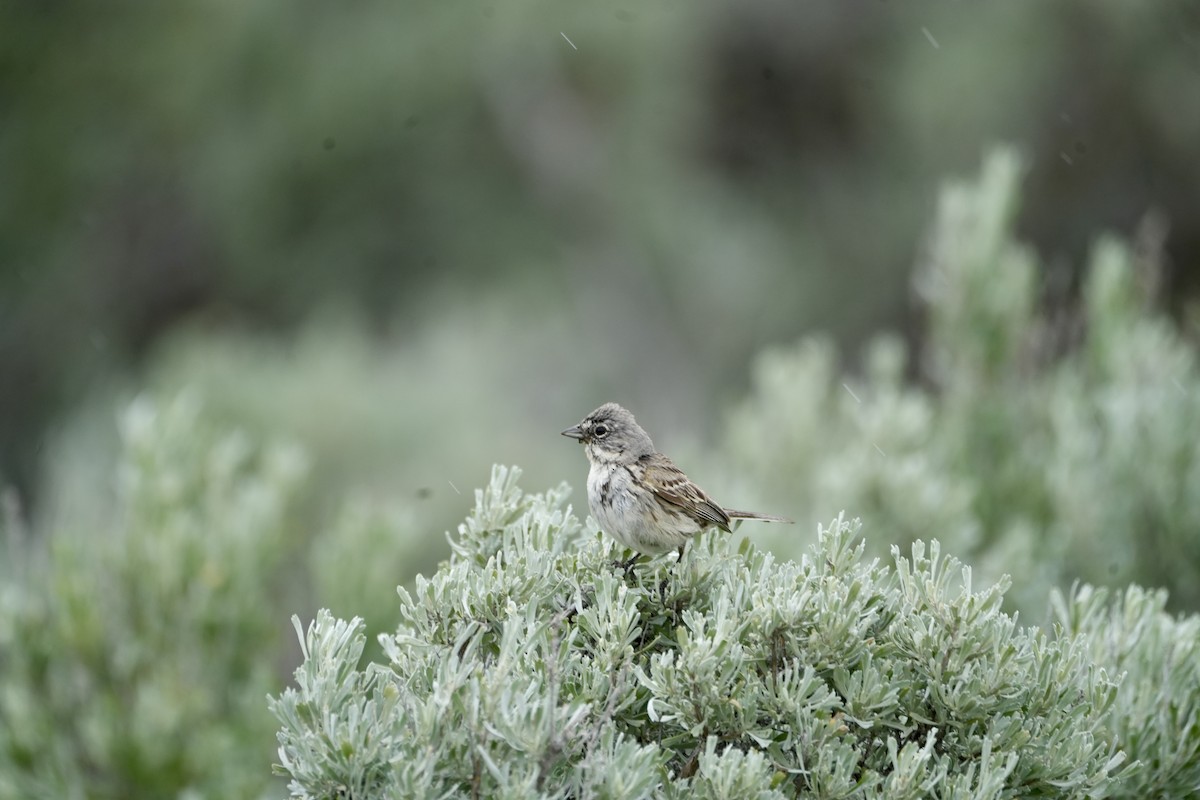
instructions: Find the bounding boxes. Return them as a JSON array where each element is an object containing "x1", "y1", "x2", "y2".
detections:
[{"x1": 560, "y1": 424, "x2": 585, "y2": 441}]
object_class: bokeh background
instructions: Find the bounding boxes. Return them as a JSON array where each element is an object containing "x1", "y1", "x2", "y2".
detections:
[
  {"x1": 2, "y1": 1, "x2": 1199, "y2": 797},
  {"x1": 6, "y1": 0, "x2": 1200, "y2": 513}
]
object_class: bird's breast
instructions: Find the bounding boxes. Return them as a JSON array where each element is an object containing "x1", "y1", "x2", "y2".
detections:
[{"x1": 587, "y1": 463, "x2": 632, "y2": 532}]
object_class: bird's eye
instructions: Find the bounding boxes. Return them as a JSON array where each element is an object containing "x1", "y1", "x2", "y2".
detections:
[{"x1": 593, "y1": 424, "x2": 609, "y2": 438}]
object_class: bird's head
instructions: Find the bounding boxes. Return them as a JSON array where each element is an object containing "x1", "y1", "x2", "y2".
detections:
[{"x1": 561, "y1": 402, "x2": 655, "y2": 464}]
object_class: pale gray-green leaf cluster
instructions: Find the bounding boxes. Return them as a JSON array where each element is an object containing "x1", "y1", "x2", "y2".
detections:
[
  {"x1": 270, "y1": 465, "x2": 1200, "y2": 799},
  {"x1": 1053, "y1": 584, "x2": 1200, "y2": 796}
]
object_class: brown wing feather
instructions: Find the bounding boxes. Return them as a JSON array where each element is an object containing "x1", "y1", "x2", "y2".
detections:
[{"x1": 639, "y1": 453, "x2": 731, "y2": 532}]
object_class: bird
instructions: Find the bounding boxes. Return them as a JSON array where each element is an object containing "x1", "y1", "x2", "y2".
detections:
[{"x1": 561, "y1": 402, "x2": 791, "y2": 563}]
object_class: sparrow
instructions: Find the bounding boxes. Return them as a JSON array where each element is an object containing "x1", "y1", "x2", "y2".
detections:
[{"x1": 561, "y1": 402, "x2": 791, "y2": 560}]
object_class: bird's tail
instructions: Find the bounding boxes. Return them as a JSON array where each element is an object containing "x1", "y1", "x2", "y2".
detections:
[{"x1": 725, "y1": 509, "x2": 793, "y2": 524}]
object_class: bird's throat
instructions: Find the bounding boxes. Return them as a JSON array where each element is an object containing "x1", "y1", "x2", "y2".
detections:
[{"x1": 584, "y1": 443, "x2": 627, "y2": 466}]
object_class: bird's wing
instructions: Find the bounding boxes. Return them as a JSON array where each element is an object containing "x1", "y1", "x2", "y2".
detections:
[{"x1": 639, "y1": 453, "x2": 731, "y2": 532}]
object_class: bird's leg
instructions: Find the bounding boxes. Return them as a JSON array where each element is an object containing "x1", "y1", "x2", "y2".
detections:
[
  {"x1": 659, "y1": 544, "x2": 686, "y2": 606},
  {"x1": 613, "y1": 551, "x2": 642, "y2": 572}
]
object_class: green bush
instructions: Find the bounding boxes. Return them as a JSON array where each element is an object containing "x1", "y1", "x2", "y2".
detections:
[
  {"x1": 721, "y1": 149, "x2": 1200, "y2": 616},
  {"x1": 0, "y1": 390, "x2": 445, "y2": 798},
  {"x1": 1053, "y1": 584, "x2": 1200, "y2": 796},
  {"x1": 0, "y1": 394, "x2": 306, "y2": 799},
  {"x1": 269, "y1": 466, "x2": 1200, "y2": 799}
]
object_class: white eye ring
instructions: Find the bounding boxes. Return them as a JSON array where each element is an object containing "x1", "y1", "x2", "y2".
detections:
[{"x1": 593, "y1": 424, "x2": 609, "y2": 438}]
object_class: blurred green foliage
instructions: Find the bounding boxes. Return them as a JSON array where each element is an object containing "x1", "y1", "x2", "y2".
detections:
[
  {"x1": 721, "y1": 149, "x2": 1200, "y2": 615},
  {"x1": 3, "y1": 0, "x2": 1199, "y2": 505},
  {"x1": 0, "y1": 395, "x2": 306, "y2": 799},
  {"x1": 34, "y1": 148, "x2": 1200, "y2": 630}
]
